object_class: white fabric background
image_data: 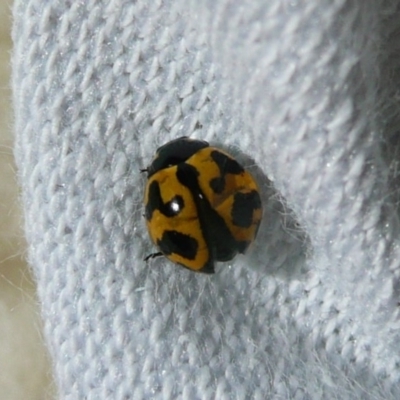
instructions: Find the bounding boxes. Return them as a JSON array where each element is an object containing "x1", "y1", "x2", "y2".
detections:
[{"x1": 12, "y1": 0, "x2": 400, "y2": 398}]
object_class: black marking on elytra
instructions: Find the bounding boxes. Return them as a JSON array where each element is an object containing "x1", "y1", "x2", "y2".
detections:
[
  {"x1": 176, "y1": 162, "x2": 242, "y2": 262},
  {"x1": 157, "y1": 230, "x2": 198, "y2": 260},
  {"x1": 147, "y1": 137, "x2": 209, "y2": 178},
  {"x1": 231, "y1": 190, "x2": 262, "y2": 228},
  {"x1": 209, "y1": 177, "x2": 225, "y2": 194},
  {"x1": 145, "y1": 181, "x2": 184, "y2": 220},
  {"x1": 211, "y1": 150, "x2": 244, "y2": 175},
  {"x1": 208, "y1": 151, "x2": 245, "y2": 194}
]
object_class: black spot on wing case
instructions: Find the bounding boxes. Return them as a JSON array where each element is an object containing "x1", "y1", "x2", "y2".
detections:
[
  {"x1": 231, "y1": 190, "x2": 262, "y2": 228},
  {"x1": 211, "y1": 150, "x2": 244, "y2": 175},
  {"x1": 157, "y1": 230, "x2": 215, "y2": 274},
  {"x1": 157, "y1": 230, "x2": 198, "y2": 260}
]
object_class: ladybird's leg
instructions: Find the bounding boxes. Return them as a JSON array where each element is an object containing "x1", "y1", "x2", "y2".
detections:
[{"x1": 144, "y1": 252, "x2": 163, "y2": 261}]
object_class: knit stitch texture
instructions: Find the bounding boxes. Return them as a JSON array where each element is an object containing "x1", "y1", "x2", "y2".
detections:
[{"x1": 12, "y1": 0, "x2": 400, "y2": 398}]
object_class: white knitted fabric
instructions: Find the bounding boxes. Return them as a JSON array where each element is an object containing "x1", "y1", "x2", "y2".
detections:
[{"x1": 12, "y1": 0, "x2": 400, "y2": 398}]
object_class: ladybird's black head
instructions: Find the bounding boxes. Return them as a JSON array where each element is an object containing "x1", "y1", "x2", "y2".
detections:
[{"x1": 147, "y1": 137, "x2": 209, "y2": 178}]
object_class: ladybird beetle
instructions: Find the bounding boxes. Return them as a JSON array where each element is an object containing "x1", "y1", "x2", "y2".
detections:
[{"x1": 143, "y1": 137, "x2": 262, "y2": 273}]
